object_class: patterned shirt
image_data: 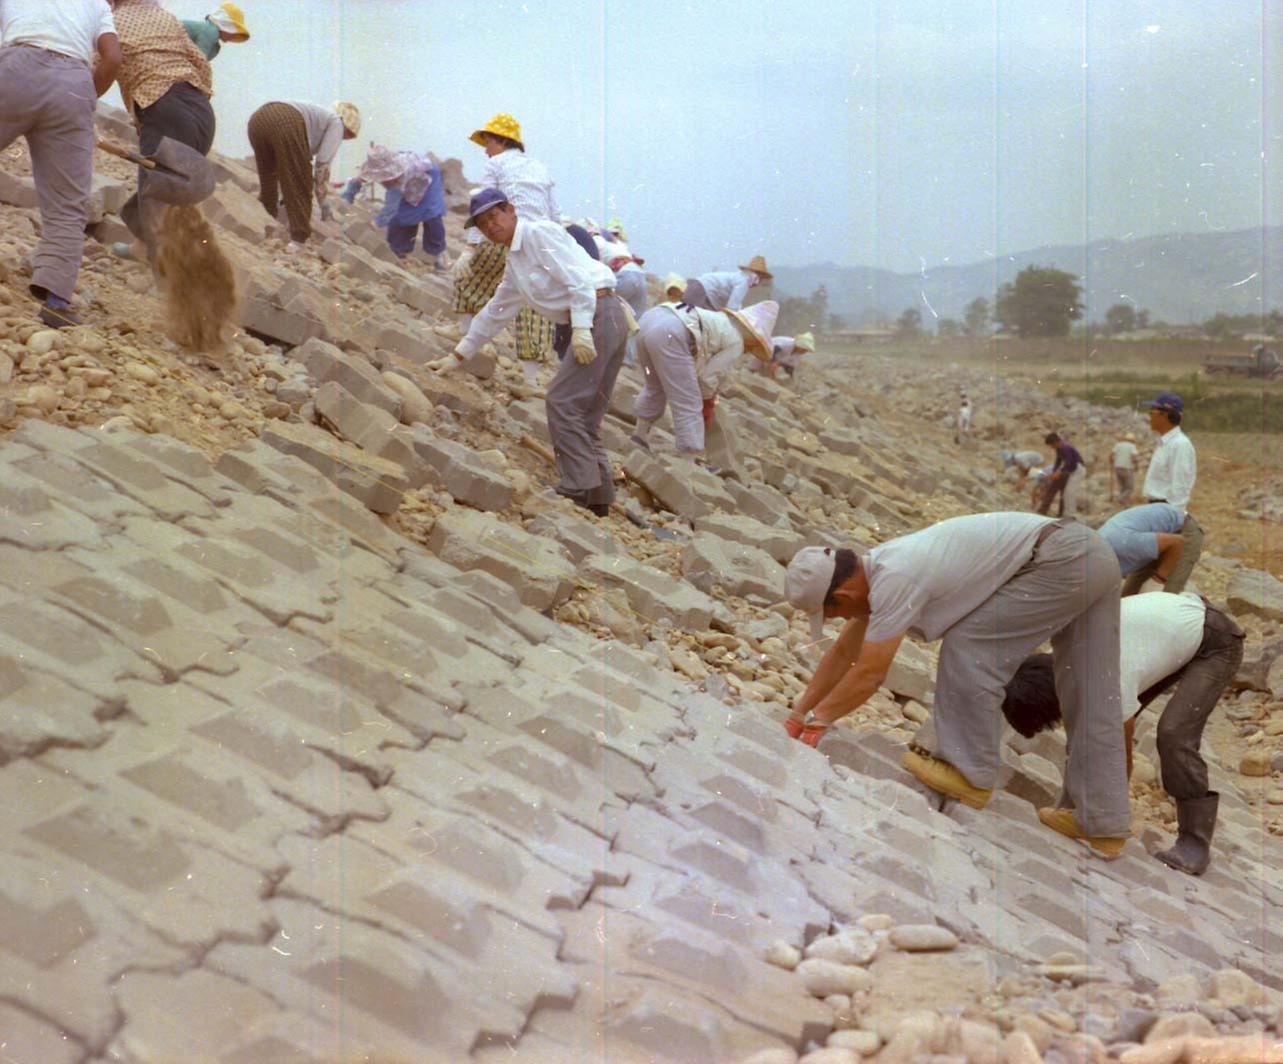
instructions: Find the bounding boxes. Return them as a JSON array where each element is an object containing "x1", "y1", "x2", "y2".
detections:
[
  {"x1": 112, "y1": 1, "x2": 212, "y2": 112},
  {"x1": 481, "y1": 150, "x2": 559, "y2": 221}
]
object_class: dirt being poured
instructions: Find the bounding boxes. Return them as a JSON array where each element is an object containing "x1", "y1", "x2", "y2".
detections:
[{"x1": 154, "y1": 203, "x2": 238, "y2": 353}]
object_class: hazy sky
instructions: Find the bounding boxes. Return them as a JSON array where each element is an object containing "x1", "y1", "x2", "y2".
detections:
[{"x1": 137, "y1": 1, "x2": 1280, "y2": 277}]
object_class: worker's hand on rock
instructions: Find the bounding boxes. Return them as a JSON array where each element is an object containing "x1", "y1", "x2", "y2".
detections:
[
  {"x1": 428, "y1": 351, "x2": 466, "y2": 374},
  {"x1": 571, "y1": 327, "x2": 596, "y2": 365}
]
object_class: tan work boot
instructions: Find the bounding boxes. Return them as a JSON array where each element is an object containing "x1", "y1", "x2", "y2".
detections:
[
  {"x1": 1037, "y1": 807, "x2": 1128, "y2": 860},
  {"x1": 902, "y1": 749, "x2": 992, "y2": 809}
]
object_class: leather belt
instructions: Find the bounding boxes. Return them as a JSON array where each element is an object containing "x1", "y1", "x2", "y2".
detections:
[{"x1": 595, "y1": 287, "x2": 612, "y2": 299}]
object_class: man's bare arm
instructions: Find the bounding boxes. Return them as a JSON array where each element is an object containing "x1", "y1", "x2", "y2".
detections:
[
  {"x1": 791, "y1": 615, "x2": 868, "y2": 717},
  {"x1": 810, "y1": 633, "x2": 905, "y2": 727},
  {"x1": 94, "y1": 33, "x2": 122, "y2": 97}
]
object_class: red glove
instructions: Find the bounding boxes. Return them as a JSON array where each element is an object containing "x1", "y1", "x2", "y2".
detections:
[{"x1": 701, "y1": 396, "x2": 717, "y2": 424}]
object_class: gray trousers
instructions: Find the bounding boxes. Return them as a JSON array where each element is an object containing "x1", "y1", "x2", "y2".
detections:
[
  {"x1": 1113, "y1": 467, "x2": 1134, "y2": 503},
  {"x1": 616, "y1": 267, "x2": 649, "y2": 366},
  {"x1": 933, "y1": 522, "x2": 1130, "y2": 836},
  {"x1": 546, "y1": 295, "x2": 629, "y2": 506},
  {"x1": 1137, "y1": 604, "x2": 1244, "y2": 799},
  {"x1": 1121, "y1": 512, "x2": 1203, "y2": 596},
  {"x1": 681, "y1": 278, "x2": 712, "y2": 310},
  {"x1": 634, "y1": 307, "x2": 705, "y2": 453},
  {"x1": 0, "y1": 47, "x2": 96, "y2": 302}
]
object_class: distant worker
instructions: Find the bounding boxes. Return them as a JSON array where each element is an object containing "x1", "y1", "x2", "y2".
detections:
[
  {"x1": 781, "y1": 513, "x2": 1130, "y2": 858},
  {"x1": 758, "y1": 332, "x2": 815, "y2": 383},
  {"x1": 1124, "y1": 391, "x2": 1201, "y2": 595},
  {"x1": 955, "y1": 390, "x2": 972, "y2": 444},
  {"x1": 247, "y1": 100, "x2": 360, "y2": 245},
  {"x1": 0, "y1": 0, "x2": 121, "y2": 326},
  {"x1": 1038, "y1": 431, "x2": 1085, "y2": 517},
  {"x1": 1003, "y1": 591, "x2": 1243, "y2": 876},
  {"x1": 1001, "y1": 449, "x2": 1045, "y2": 492},
  {"x1": 630, "y1": 299, "x2": 776, "y2": 466},
  {"x1": 182, "y1": 3, "x2": 249, "y2": 60},
  {"x1": 683, "y1": 255, "x2": 772, "y2": 311},
  {"x1": 429, "y1": 189, "x2": 627, "y2": 518},
  {"x1": 350, "y1": 145, "x2": 447, "y2": 271},
  {"x1": 662, "y1": 273, "x2": 686, "y2": 301},
  {"x1": 598, "y1": 221, "x2": 648, "y2": 365},
  {"x1": 1111, "y1": 432, "x2": 1139, "y2": 504}
]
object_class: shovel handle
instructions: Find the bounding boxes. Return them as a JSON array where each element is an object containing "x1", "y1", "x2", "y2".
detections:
[{"x1": 96, "y1": 138, "x2": 156, "y2": 170}]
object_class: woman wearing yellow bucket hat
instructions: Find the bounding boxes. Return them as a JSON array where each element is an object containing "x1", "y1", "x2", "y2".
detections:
[
  {"x1": 755, "y1": 330, "x2": 815, "y2": 384},
  {"x1": 452, "y1": 113, "x2": 562, "y2": 383},
  {"x1": 183, "y1": 3, "x2": 250, "y2": 60}
]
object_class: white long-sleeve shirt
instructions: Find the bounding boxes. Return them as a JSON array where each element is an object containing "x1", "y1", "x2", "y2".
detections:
[
  {"x1": 1141, "y1": 425, "x2": 1196, "y2": 515},
  {"x1": 666, "y1": 303, "x2": 745, "y2": 398},
  {"x1": 457, "y1": 218, "x2": 615, "y2": 359},
  {"x1": 482, "y1": 149, "x2": 559, "y2": 221},
  {"x1": 696, "y1": 268, "x2": 757, "y2": 310}
]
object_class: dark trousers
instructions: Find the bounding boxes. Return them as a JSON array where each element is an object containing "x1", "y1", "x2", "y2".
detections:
[
  {"x1": 1136, "y1": 603, "x2": 1244, "y2": 799},
  {"x1": 387, "y1": 215, "x2": 445, "y2": 257},
  {"x1": 121, "y1": 82, "x2": 215, "y2": 246},
  {"x1": 1122, "y1": 512, "x2": 1204, "y2": 595}
]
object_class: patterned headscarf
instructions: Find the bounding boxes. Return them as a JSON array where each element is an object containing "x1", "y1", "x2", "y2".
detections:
[{"x1": 357, "y1": 145, "x2": 433, "y2": 206}]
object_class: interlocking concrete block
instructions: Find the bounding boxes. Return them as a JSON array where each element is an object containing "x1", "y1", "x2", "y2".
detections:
[
  {"x1": 410, "y1": 427, "x2": 515, "y2": 510},
  {"x1": 885, "y1": 639, "x2": 934, "y2": 701},
  {"x1": 427, "y1": 509, "x2": 574, "y2": 610},
  {"x1": 201, "y1": 181, "x2": 273, "y2": 242},
  {"x1": 529, "y1": 510, "x2": 618, "y2": 564},
  {"x1": 581, "y1": 554, "x2": 718, "y2": 631},
  {"x1": 694, "y1": 512, "x2": 804, "y2": 565},
  {"x1": 207, "y1": 151, "x2": 259, "y2": 192},
  {"x1": 0, "y1": 475, "x2": 104, "y2": 550},
  {"x1": 0, "y1": 653, "x2": 109, "y2": 759},
  {"x1": 624, "y1": 449, "x2": 735, "y2": 520},
  {"x1": 240, "y1": 293, "x2": 323, "y2": 348},
  {"x1": 261, "y1": 420, "x2": 407, "y2": 514},
  {"x1": 1227, "y1": 568, "x2": 1283, "y2": 622},
  {"x1": 294, "y1": 336, "x2": 402, "y2": 416},
  {"x1": 314, "y1": 380, "x2": 424, "y2": 478},
  {"x1": 681, "y1": 531, "x2": 785, "y2": 600},
  {"x1": 394, "y1": 273, "x2": 451, "y2": 315},
  {"x1": 723, "y1": 477, "x2": 800, "y2": 529},
  {"x1": 0, "y1": 170, "x2": 37, "y2": 208}
]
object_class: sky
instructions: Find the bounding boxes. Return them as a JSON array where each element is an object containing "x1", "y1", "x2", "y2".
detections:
[{"x1": 135, "y1": 1, "x2": 1280, "y2": 278}]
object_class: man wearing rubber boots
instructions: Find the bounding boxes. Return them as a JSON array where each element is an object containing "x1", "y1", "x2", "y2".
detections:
[
  {"x1": 782, "y1": 512, "x2": 1131, "y2": 859},
  {"x1": 1002, "y1": 591, "x2": 1243, "y2": 875},
  {"x1": 430, "y1": 188, "x2": 627, "y2": 517}
]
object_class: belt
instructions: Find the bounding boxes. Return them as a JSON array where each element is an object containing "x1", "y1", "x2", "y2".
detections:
[
  {"x1": 7, "y1": 42, "x2": 84, "y2": 63},
  {"x1": 1033, "y1": 520, "x2": 1062, "y2": 554},
  {"x1": 1146, "y1": 497, "x2": 1166, "y2": 503},
  {"x1": 595, "y1": 287, "x2": 613, "y2": 299}
]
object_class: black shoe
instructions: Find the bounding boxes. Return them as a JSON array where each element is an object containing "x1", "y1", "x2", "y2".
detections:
[
  {"x1": 38, "y1": 300, "x2": 82, "y2": 328},
  {"x1": 1154, "y1": 792, "x2": 1218, "y2": 876},
  {"x1": 587, "y1": 503, "x2": 610, "y2": 518}
]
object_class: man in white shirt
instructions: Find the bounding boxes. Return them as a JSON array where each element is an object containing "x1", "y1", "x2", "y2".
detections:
[
  {"x1": 0, "y1": 1, "x2": 121, "y2": 326},
  {"x1": 1111, "y1": 433, "x2": 1139, "y2": 504},
  {"x1": 1123, "y1": 392, "x2": 1203, "y2": 595},
  {"x1": 430, "y1": 189, "x2": 627, "y2": 516},
  {"x1": 955, "y1": 391, "x2": 972, "y2": 444},
  {"x1": 782, "y1": 514, "x2": 1131, "y2": 858},
  {"x1": 1002, "y1": 592, "x2": 1244, "y2": 876},
  {"x1": 684, "y1": 255, "x2": 772, "y2": 311}
]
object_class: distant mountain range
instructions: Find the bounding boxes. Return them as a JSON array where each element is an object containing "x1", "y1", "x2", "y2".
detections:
[{"x1": 770, "y1": 226, "x2": 1282, "y2": 326}]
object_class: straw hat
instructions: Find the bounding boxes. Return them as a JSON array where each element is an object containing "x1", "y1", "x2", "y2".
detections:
[
  {"x1": 723, "y1": 300, "x2": 779, "y2": 361},
  {"x1": 334, "y1": 101, "x2": 361, "y2": 137},
  {"x1": 738, "y1": 254, "x2": 773, "y2": 280},
  {"x1": 662, "y1": 272, "x2": 686, "y2": 296},
  {"x1": 793, "y1": 331, "x2": 815, "y2": 353},
  {"x1": 209, "y1": 2, "x2": 250, "y2": 39},
  {"x1": 470, "y1": 113, "x2": 524, "y2": 150}
]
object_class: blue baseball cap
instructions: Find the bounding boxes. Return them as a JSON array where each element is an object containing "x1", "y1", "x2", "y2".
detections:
[
  {"x1": 464, "y1": 187, "x2": 509, "y2": 228},
  {"x1": 1142, "y1": 391, "x2": 1183, "y2": 415}
]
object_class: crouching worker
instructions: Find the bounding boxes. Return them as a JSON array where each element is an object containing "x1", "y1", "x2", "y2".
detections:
[
  {"x1": 782, "y1": 513, "x2": 1131, "y2": 859},
  {"x1": 1002, "y1": 591, "x2": 1243, "y2": 875},
  {"x1": 429, "y1": 188, "x2": 627, "y2": 517}
]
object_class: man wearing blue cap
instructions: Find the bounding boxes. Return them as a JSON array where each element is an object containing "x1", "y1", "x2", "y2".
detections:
[
  {"x1": 1122, "y1": 391, "x2": 1201, "y2": 594},
  {"x1": 429, "y1": 188, "x2": 628, "y2": 517}
]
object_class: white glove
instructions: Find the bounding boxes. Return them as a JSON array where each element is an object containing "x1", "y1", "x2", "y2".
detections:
[
  {"x1": 571, "y1": 327, "x2": 596, "y2": 365},
  {"x1": 448, "y1": 248, "x2": 476, "y2": 283},
  {"x1": 428, "y1": 349, "x2": 467, "y2": 374}
]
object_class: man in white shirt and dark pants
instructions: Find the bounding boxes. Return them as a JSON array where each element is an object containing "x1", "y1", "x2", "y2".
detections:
[
  {"x1": 781, "y1": 513, "x2": 1131, "y2": 858},
  {"x1": 431, "y1": 189, "x2": 628, "y2": 516},
  {"x1": 1003, "y1": 591, "x2": 1244, "y2": 876},
  {"x1": 1111, "y1": 433, "x2": 1138, "y2": 504},
  {"x1": 1123, "y1": 391, "x2": 1202, "y2": 595},
  {"x1": 0, "y1": 1, "x2": 121, "y2": 326}
]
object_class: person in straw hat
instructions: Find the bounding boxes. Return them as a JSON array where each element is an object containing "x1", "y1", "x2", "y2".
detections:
[
  {"x1": 182, "y1": 3, "x2": 249, "y2": 60},
  {"x1": 452, "y1": 112, "x2": 561, "y2": 385},
  {"x1": 246, "y1": 98, "x2": 359, "y2": 245},
  {"x1": 756, "y1": 330, "x2": 815, "y2": 383},
  {"x1": 430, "y1": 188, "x2": 630, "y2": 518},
  {"x1": 1111, "y1": 431, "x2": 1139, "y2": 505},
  {"x1": 781, "y1": 512, "x2": 1131, "y2": 859},
  {"x1": 683, "y1": 254, "x2": 772, "y2": 311},
  {"x1": 630, "y1": 298, "x2": 778, "y2": 467},
  {"x1": 350, "y1": 144, "x2": 448, "y2": 270}
]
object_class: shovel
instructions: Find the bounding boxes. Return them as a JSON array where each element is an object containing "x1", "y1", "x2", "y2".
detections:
[{"x1": 96, "y1": 136, "x2": 216, "y2": 206}]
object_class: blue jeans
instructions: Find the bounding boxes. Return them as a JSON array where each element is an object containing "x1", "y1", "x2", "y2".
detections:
[{"x1": 387, "y1": 215, "x2": 445, "y2": 258}]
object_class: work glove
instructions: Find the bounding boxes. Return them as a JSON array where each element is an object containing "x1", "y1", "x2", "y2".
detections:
[
  {"x1": 428, "y1": 348, "x2": 467, "y2": 374},
  {"x1": 571, "y1": 327, "x2": 596, "y2": 365},
  {"x1": 448, "y1": 248, "x2": 476, "y2": 283}
]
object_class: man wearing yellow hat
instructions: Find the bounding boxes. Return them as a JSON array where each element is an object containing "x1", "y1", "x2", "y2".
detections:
[
  {"x1": 183, "y1": 3, "x2": 249, "y2": 60},
  {"x1": 684, "y1": 255, "x2": 772, "y2": 311},
  {"x1": 762, "y1": 330, "x2": 814, "y2": 384},
  {"x1": 246, "y1": 98, "x2": 359, "y2": 245}
]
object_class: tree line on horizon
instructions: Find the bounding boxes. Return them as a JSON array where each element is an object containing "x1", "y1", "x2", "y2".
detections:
[{"x1": 777, "y1": 266, "x2": 1282, "y2": 342}]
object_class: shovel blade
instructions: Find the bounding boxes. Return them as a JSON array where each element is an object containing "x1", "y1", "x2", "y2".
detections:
[{"x1": 138, "y1": 136, "x2": 216, "y2": 206}]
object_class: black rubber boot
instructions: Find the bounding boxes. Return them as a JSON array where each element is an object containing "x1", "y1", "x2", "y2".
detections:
[{"x1": 1154, "y1": 792, "x2": 1218, "y2": 876}]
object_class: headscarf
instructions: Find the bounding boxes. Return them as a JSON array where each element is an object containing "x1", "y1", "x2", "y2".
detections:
[{"x1": 357, "y1": 144, "x2": 433, "y2": 206}]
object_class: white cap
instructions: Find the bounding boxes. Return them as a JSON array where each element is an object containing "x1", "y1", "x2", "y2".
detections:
[{"x1": 785, "y1": 546, "x2": 838, "y2": 640}]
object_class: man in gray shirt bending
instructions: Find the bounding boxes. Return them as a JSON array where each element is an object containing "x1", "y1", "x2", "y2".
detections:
[{"x1": 783, "y1": 512, "x2": 1130, "y2": 858}]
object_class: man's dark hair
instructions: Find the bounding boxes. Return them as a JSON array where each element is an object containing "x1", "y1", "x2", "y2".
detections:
[
  {"x1": 493, "y1": 133, "x2": 524, "y2": 152},
  {"x1": 1043, "y1": 432, "x2": 1060, "y2": 445},
  {"x1": 823, "y1": 548, "x2": 859, "y2": 607},
  {"x1": 1000, "y1": 653, "x2": 1062, "y2": 737},
  {"x1": 1163, "y1": 408, "x2": 1182, "y2": 425}
]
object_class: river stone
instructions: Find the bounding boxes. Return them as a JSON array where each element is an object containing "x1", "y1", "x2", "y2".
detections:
[
  {"x1": 889, "y1": 924, "x2": 959, "y2": 952},
  {"x1": 795, "y1": 959, "x2": 873, "y2": 997}
]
